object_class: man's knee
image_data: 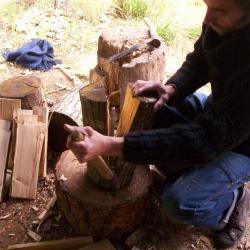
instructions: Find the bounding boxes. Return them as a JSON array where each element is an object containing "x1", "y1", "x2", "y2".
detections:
[{"x1": 161, "y1": 187, "x2": 194, "y2": 224}]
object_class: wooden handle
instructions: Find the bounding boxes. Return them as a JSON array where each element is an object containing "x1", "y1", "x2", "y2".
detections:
[
  {"x1": 143, "y1": 17, "x2": 161, "y2": 48},
  {"x1": 71, "y1": 130, "x2": 114, "y2": 181}
]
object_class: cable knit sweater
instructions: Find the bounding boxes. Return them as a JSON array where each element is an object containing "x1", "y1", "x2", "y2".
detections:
[{"x1": 123, "y1": 23, "x2": 250, "y2": 167}]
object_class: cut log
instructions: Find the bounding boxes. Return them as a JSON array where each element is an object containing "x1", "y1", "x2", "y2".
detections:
[
  {"x1": 0, "y1": 76, "x2": 47, "y2": 109},
  {"x1": 55, "y1": 150, "x2": 152, "y2": 241},
  {"x1": 11, "y1": 122, "x2": 45, "y2": 199},
  {"x1": 97, "y1": 26, "x2": 167, "y2": 108},
  {"x1": 48, "y1": 82, "x2": 87, "y2": 154},
  {"x1": 79, "y1": 81, "x2": 107, "y2": 136},
  {"x1": 8, "y1": 236, "x2": 93, "y2": 250},
  {"x1": 79, "y1": 82, "x2": 156, "y2": 189}
]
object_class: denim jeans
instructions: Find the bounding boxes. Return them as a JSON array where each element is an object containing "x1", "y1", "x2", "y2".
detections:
[{"x1": 154, "y1": 93, "x2": 250, "y2": 227}]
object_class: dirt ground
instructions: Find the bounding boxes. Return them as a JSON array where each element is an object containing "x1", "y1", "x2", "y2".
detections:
[{"x1": 0, "y1": 2, "x2": 250, "y2": 250}]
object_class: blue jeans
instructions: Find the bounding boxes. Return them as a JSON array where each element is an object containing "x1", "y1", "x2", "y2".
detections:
[{"x1": 154, "y1": 93, "x2": 250, "y2": 227}]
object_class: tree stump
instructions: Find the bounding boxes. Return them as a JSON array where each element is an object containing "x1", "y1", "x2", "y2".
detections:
[
  {"x1": 95, "y1": 26, "x2": 167, "y2": 108},
  {"x1": 55, "y1": 150, "x2": 153, "y2": 241},
  {"x1": 0, "y1": 75, "x2": 47, "y2": 109},
  {"x1": 48, "y1": 82, "x2": 88, "y2": 154}
]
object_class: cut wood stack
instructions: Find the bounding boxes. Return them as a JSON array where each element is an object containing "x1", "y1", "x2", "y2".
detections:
[
  {"x1": 11, "y1": 106, "x2": 49, "y2": 199},
  {"x1": 0, "y1": 98, "x2": 21, "y2": 202},
  {"x1": 0, "y1": 97, "x2": 49, "y2": 201}
]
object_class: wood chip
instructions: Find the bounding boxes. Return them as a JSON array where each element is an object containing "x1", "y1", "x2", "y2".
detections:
[
  {"x1": 199, "y1": 235, "x2": 213, "y2": 247},
  {"x1": 27, "y1": 229, "x2": 42, "y2": 242},
  {"x1": 0, "y1": 214, "x2": 11, "y2": 220},
  {"x1": 31, "y1": 206, "x2": 39, "y2": 212}
]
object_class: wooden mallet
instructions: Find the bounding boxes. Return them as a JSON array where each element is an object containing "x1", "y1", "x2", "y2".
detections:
[{"x1": 71, "y1": 130, "x2": 118, "y2": 187}]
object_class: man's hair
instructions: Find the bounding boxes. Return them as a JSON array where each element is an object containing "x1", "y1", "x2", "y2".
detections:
[{"x1": 237, "y1": 0, "x2": 250, "y2": 10}]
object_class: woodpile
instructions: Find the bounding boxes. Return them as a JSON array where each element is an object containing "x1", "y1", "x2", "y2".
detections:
[{"x1": 0, "y1": 75, "x2": 49, "y2": 201}]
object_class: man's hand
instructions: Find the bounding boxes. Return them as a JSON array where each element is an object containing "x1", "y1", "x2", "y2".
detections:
[
  {"x1": 132, "y1": 80, "x2": 176, "y2": 111},
  {"x1": 64, "y1": 124, "x2": 124, "y2": 163}
]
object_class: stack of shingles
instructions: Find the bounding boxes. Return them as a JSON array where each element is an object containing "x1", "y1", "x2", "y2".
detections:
[{"x1": 0, "y1": 98, "x2": 49, "y2": 201}]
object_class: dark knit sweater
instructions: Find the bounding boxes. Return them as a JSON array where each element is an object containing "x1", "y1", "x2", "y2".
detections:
[{"x1": 123, "y1": 23, "x2": 250, "y2": 167}]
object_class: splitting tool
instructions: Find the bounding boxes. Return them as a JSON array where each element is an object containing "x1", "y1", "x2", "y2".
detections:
[{"x1": 104, "y1": 17, "x2": 161, "y2": 63}]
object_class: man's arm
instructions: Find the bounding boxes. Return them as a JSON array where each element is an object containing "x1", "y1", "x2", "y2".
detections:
[{"x1": 166, "y1": 24, "x2": 209, "y2": 104}]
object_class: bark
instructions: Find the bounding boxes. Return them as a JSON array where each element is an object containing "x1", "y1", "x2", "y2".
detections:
[
  {"x1": 48, "y1": 82, "x2": 87, "y2": 154},
  {"x1": 0, "y1": 76, "x2": 47, "y2": 109},
  {"x1": 55, "y1": 150, "x2": 153, "y2": 241}
]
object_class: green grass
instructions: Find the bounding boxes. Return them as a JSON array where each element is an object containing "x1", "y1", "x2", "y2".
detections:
[{"x1": 0, "y1": 0, "x2": 205, "y2": 61}]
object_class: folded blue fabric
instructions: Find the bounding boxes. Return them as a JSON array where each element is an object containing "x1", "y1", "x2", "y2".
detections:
[{"x1": 2, "y1": 39, "x2": 62, "y2": 71}]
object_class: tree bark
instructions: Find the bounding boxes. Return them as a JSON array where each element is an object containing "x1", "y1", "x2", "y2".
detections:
[{"x1": 55, "y1": 150, "x2": 153, "y2": 241}]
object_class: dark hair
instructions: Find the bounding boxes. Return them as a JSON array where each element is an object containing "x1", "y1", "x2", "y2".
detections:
[{"x1": 237, "y1": 0, "x2": 250, "y2": 10}]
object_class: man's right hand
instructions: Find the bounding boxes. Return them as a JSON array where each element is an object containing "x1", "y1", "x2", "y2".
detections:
[
  {"x1": 132, "y1": 80, "x2": 176, "y2": 111},
  {"x1": 64, "y1": 124, "x2": 124, "y2": 163}
]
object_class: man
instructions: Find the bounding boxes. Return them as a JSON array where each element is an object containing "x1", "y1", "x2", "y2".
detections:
[{"x1": 65, "y1": 0, "x2": 250, "y2": 248}]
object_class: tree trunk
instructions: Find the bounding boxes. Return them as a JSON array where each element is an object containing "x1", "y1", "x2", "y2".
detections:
[
  {"x1": 96, "y1": 26, "x2": 167, "y2": 108},
  {"x1": 55, "y1": 150, "x2": 153, "y2": 241}
]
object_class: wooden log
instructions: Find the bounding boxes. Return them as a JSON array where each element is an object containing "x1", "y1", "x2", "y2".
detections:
[
  {"x1": 79, "y1": 82, "x2": 156, "y2": 189},
  {"x1": 7, "y1": 236, "x2": 93, "y2": 250},
  {"x1": 48, "y1": 82, "x2": 87, "y2": 154},
  {"x1": 79, "y1": 81, "x2": 107, "y2": 136},
  {"x1": 55, "y1": 150, "x2": 153, "y2": 241},
  {"x1": 0, "y1": 76, "x2": 47, "y2": 109},
  {"x1": 97, "y1": 26, "x2": 167, "y2": 108}
]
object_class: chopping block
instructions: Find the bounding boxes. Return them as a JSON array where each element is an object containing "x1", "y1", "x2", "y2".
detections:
[{"x1": 55, "y1": 150, "x2": 153, "y2": 241}]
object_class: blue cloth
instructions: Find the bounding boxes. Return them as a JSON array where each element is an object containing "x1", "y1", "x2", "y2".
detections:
[
  {"x1": 2, "y1": 39, "x2": 62, "y2": 71},
  {"x1": 155, "y1": 93, "x2": 250, "y2": 227}
]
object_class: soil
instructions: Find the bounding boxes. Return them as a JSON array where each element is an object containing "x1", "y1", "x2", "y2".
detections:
[{"x1": 0, "y1": 2, "x2": 250, "y2": 250}]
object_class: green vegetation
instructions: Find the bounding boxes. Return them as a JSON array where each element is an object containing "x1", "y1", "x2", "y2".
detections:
[{"x1": 0, "y1": 0, "x2": 205, "y2": 67}]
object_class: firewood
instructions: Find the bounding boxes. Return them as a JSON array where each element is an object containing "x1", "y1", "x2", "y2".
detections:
[
  {"x1": 0, "y1": 122, "x2": 12, "y2": 202},
  {"x1": 125, "y1": 229, "x2": 145, "y2": 246},
  {"x1": 2, "y1": 171, "x2": 12, "y2": 202},
  {"x1": 27, "y1": 229, "x2": 42, "y2": 242},
  {"x1": 45, "y1": 193, "x2": 57, "y2": 210},
  {"x1": 76, "y1": 238, "x2": 116, "y2": 250},
  {"x1": 0, "y1": 98, "x2": 21, "y2": 121},
  {"x1": 11, "y1": 123, "x2": 45, "y2": 199},
  {"x1": 49, "y1": 82, "x2": 87, "y2": 154},
  {"x1": 7, "y1": 236, "x2": 93, "y2": 250},
  {"x1": 37, "y1": 193, "x2": 57, "y2": 220},
  {"x1": 33, "y1": 106, "x2": 49, "y2": 179},
  {"x1": 115, "y1": 83, "x2": 156, "y2": 137}
]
